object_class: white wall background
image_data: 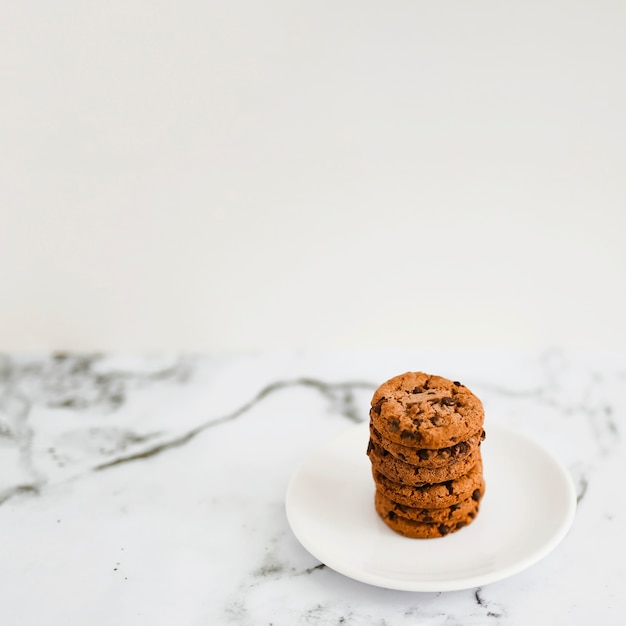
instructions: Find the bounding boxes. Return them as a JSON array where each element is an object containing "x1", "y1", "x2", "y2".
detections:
[{"x1": 1, "y1": 1, "x2": 625, "y2": 353}]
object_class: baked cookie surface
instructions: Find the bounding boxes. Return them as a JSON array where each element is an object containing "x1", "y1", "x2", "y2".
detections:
[
  {"x1": 375, "y1": 489, "x2": 481, "y2": 538},
  {"x1": 367, "y1": 439, "x2": 480, "y2": 485},
  {"x1": 370, "y1": 372, "x2": 484, "y2": 449},
  {"x1": 373, "y1": 459, "x2": 485, "y2": 509},
  {"x1": 375, "y1": 488, "x2": 481, "y2": 525},
  {"x1": 370, "y1": 425, "x2": 485, "y2": 468}
]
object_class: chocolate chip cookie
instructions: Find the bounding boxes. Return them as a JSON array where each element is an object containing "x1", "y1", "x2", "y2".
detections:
[
  {"x1": 367, "y1": 439, "x2": 480, "y2": 485},
  {"x1": 370, "y1": 372, "x2": 484, "y2": 449},
  {"x1": 368, "y1": 371, "x2": 487, "y2": 539},
  {"x1": 370, "y1": 425, "x2": 485, "y2": 468},
  {"x1": 375, "y1": 488, "x2": 480, "y2": 525},
  {"x1": 374, "y1": 489, "x2": 481, "y2": 538},
  {"x1": 373, "y1": 459, "x2": 485, "y2": 509}
]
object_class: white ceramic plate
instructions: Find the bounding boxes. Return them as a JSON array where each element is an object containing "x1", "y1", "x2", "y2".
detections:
[{"x1": 285, "y1": 421, "x2": 576, "y2": 592}]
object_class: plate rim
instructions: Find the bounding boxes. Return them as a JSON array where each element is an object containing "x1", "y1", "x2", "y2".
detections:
[{"x1": 285, "y1": 420, "x2": 577, "y2": 592}]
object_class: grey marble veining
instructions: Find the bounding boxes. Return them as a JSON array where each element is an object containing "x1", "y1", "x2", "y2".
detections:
[
  {"x1": 0, "y1": 353, "x2": 194, "y2": 502},
  {"x1": 0, "y1": 349, "x2": 624, "y2": 626}
]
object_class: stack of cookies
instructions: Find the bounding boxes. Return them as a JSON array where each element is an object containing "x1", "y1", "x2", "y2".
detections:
[{"x1": 367, "y1": 372, "x2": 486, "y2": 539}]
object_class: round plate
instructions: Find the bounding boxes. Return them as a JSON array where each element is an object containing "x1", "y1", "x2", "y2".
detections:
[{"x1": 285, "y1": 421, "x2": 576, "y2": 592}]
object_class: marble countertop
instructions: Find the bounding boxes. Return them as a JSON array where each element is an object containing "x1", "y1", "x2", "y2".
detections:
[{"x1": 0, "y1": 349, "x2": 623, "y2": 625}]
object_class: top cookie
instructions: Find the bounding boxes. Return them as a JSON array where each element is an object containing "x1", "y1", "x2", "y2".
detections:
[{"x1": 369, "y1": 372, "x2": 484, "y2": 449}]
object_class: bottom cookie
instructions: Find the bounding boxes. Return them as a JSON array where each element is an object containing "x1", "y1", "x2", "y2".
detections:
[{"x1": 374, "y1": 489, "x2": 481, "y2": 538}]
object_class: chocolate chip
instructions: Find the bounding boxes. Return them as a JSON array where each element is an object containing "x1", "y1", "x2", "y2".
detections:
[
  {"x1": 423, "y1": 514, "x2": 433, "y2": 523},
  {"x1": 443, "y1": 481, "x2": 454, "y2": 495},
  {"x1": 418, "y1": 449, "x2": 430, "y2": 460},
  {"x1": 401, "y1": 429, "x2": 417, "y2": 441},
  {"x1": 412, "y1": 418, "x2": 422, "y2": 427},
  {"x1": 457, "y1": 442, "x2": 469, "y2": 455},
  {"x1": 388, "y1": 418, "x2": 400, "y2": 433},
  {"x1": 430, "y1": 416, "x2": 445, "y2": 427},
  {"x1": 387, "y1": 510, "x2": 396, "y2": 521},
  {"x1": 449, "y1": 503, "x2": 460, "y2": 512},
  {"x1": 453, "y1": 381, "x2": 461, "y2": 386},
  {"x1": 455, "y1": 521, "x2": 466, "y2": 530},
  {"x1": 440, "y1": 397, "x2": 455, "y2": 406},
  {"x1": 472, "y1": 489, "x2": 482, "y2": 502},
  {"x1": 411, "y1": 386, "x2": 424, "y2": 394},
  {"x1": 397, "y1": 452, "x2": 406, "y2": 461},
  {"x1": 438, "y1": 524, "x2": 450, "y2": 536},
  {"x1": 371, "y1": 398, "x2": 385, "y2": 415},
  {"x1": 468, "y1": 511, "x2": 476, "y2": 519}
]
